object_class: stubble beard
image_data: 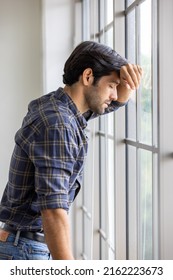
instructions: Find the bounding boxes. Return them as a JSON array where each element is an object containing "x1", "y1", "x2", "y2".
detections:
[{"x1": 85, "y1": 87, "x2": 105, "y2": 115}]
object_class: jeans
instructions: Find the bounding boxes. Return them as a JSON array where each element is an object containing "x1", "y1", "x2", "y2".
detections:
[{"x1": 0, "y1": 231, "x2": 51, "y2": 260}]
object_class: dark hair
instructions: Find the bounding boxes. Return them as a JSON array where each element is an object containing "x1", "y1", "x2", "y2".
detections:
[{"x1": 63, "y1": 41, "x2": 128, "y2": 86}]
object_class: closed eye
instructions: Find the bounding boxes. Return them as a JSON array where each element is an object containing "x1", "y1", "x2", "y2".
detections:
[
  {"x1": 109, "y1": 84, "x2": 114, "y2": 89},
  {"x1": 109, "y1": 81, "x2": 120, "y2": 88}
]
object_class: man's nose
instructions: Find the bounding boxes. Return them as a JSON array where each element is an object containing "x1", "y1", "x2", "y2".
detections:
[{"x1": 110, "y1": 89, "x2": 118, "y2": 101}]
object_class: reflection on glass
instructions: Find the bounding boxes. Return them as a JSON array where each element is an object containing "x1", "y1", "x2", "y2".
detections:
[
  {"x1": 139, "y1": 149, "x2": 152, "y2": 259},
  {"x1": 139, "y1": 0, "x2": 152, "y2": 144}
]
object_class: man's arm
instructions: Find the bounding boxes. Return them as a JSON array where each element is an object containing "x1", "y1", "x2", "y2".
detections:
[
  {"x1": 41, "y1": 208, "x2": 74, "y2": 260},
  {"x1": 117, "y1": 63, "x2": 143, "y2": 103}
]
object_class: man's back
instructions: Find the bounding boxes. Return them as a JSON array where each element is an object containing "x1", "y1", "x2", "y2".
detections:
[{"x1": 0, "y1": 88, "x2": 88, "y2": 231}]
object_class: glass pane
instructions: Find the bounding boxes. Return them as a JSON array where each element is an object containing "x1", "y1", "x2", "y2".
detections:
[
  {"x1": 126, "y1": 0, "x2": 135, "y2": 7},
  {"x1": 82, "y1": 126, "x2": 93, "y2": 259},
  {"x1": 126, "y1": 10, "x2": 136, "y2": 64},
  {"x1": 139, "y1": 0, "x2": 152, "y2": 144},
  {"x1": 100, "y1": 135, "x2": 107, "y2": 259},
  {"x1": 108, "y1": 112, "x2": 114, "y2": 135},
  {"x1": 105, "y1": 0, "x2": 113, "y2": 24},
  {"x1": 126, "y1": 10, "x2": 136, "y2": 140},
  {"x1": 99, "y1": 115, "x2": 106, "y2": 132},
  {"x1": 90, "y1": 0, "x2": 99, "y2": 39},
  {"x1": 100, "y1": 136, "x2": 115, "y2": 259},
  {"x1": 100, "y1": 114, "x2": 114, "y2": 135},
  {"x1": 82, "y1": 0, "x2": 90, "y2": 40},
  {"x1": 105, "y1": 26, "x2": 113, "y2": 48},
  {"x1": 107, "y1": 138, "x2": 115, "y2": 259},
  {"x1": 84, "y1": 215, "x2": 92, "y2": 258},
  {"x1": 83, "y1": 129, "x2": 92, "y2": 210},
  {"x1": 139, "y1": 149, "x2": 152, "y2": 259},
  {"x1": 99, "y1": 0, "x2": 105, "y2": 36},
  {"x1": 127, "y1": 145, "x2": 137, "y2": 259}
]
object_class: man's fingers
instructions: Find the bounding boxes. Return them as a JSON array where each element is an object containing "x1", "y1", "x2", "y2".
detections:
[
  {"x1": 120, "y1": 63, "x2": 142, "y2": 90},
  {"x1": 137, "y1": 64, "x2": 143, "y2": 76},
  {"x1": 133, "y1": 65, "x2": 142, "y2": 83}
]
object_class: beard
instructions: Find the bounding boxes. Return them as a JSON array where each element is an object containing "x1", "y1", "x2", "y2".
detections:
[{"x1": 84, "y1": 86, "x2": 106, "y2": 115}]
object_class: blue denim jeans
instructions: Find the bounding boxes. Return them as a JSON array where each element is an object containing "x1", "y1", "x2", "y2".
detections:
[{"x1": 0, "y1": 231, "x2": 51, "y2": 260}]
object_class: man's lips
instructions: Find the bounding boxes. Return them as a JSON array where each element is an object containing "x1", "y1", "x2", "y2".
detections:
[{"x1": 105, "y1": 101, "x2": 111, "y2": 106}]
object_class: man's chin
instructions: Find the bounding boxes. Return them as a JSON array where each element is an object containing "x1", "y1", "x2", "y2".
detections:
[
  {"x1": 94, "y1": 108, "x2": 105, "y2": 115},
  {"x1": 92, "y1": 105, "x2": 105, "y2": 115}
]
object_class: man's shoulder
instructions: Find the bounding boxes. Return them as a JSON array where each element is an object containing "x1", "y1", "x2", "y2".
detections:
[{"x1": 23, "y1": 89, "x2": 76, "y2": 127}]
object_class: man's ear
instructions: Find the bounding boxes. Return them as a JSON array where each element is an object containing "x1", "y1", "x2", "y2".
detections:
[{"x1": 82, "y1": 68, "x2": 94, "y2": 86}]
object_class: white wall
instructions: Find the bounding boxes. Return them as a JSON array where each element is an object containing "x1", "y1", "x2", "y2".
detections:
[
  {"x1": 0, "y1": 0, "x2": 75, "y2": 198},
  {"x1": 42, "y1": 0, "x2": 75, "y2": 93},
  {"x1": 0, "y1": 0, "x2": 42, "y2": 197}
]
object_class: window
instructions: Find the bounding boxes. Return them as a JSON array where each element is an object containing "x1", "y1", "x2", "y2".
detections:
[
  {"x1": 125, "y1": 0, "x2": 159, "y2": 259},
  {"x1": 72, "y1": 0, "x2": 159, "y2": 260},
  {"x1": 73, "y1": 0, "x2": 118, "y2": 260}
]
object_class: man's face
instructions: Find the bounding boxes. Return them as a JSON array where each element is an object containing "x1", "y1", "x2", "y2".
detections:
[{"x1": 84, "y1": 71, "x2": 120, "y2": 115}]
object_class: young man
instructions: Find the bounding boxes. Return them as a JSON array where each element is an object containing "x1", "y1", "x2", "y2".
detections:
[{"x1": 0, "y1": 41, "x2": 142, "y2": 260}]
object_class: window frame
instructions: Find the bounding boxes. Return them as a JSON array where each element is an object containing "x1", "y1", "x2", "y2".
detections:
[
  {"x1": 72, "y1": 0, "x2": 160, "y2": 260},
  {"x1": 125, "y1": 0, "x2": 159, "y2": 259}
]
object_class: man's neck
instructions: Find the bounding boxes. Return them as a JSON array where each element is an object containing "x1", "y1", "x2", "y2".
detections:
[{"x1": 63, "y1": 84, "x2": 88, "y2": 114}]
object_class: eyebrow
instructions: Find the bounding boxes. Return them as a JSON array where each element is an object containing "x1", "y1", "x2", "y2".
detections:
[{"x1": 110, "y1": 79, "x2": 120, "y2": 85}]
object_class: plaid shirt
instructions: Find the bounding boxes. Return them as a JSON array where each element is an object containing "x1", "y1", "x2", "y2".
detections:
[{"x1": 0, "y1": 87, "x2": 126, "y2": 231}]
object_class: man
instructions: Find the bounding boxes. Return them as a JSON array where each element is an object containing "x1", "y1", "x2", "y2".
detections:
[{"x1": 0, "y1": 41, "x2": 142, "y2": 260}]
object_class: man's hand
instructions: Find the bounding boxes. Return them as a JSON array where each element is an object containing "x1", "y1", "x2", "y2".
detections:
[{"x1": 117, "y1": 63, "x2": 143, "y2": 103}]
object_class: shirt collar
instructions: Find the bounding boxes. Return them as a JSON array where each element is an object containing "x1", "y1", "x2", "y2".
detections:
[{"x1": 55, "y1": 87, "x2": 88, "y2": 129}]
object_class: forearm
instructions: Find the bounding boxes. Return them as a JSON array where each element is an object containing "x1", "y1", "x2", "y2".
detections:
[
  {"x1": 41, "y1": 208, "x2": 74, "y2": 260},
  {"x1": 117, "y1": 63, "x2": 142, "y2": 103}
]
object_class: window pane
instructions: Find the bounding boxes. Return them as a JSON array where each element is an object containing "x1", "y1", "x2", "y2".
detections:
[
  {"x1": 108, "y1": 112, "x2": 114, "y2": 135},
  {"x1": 127, "y1": 0, "x2": 135, "y2": 7},
  {"x1": 100, "y1": 136, "x2": 115, "y2": 259},
  {"x1": 100, "y1": 135, "x2": 107, "y2": 259},
  {"x1": 82, "y1": 126, "x2": 93, "y2": 259},
  {"x1": 107, "y1": 138, "x2": 115, "y2": 259},
  {"x1": 139, "y1": 149, "x2": 152, "y2": 259},
  {"x1": 139, "y1": 0, "x2": 152, "y2": 145},
  {"x1": 126, "y1": 10, "x2": 136, "y2": 63},
  {"x1": 90, "y1": 0, "x2": 99, "y2": 38},
  {"x1": 105, "y1": 27, "x2": 113, "y2": 48},
  {"x1": 126, "y1": 10, "x2": 136, "y2": 140},
  {"x1": 127, "y1": 145, "x2": 137, "y2": 259},
  {"x1": 84, "y1": 215, "x2": 92, "y2": 258},
  {"x1": 105, "y1": 0, "x2": 113, "y2": 24}
]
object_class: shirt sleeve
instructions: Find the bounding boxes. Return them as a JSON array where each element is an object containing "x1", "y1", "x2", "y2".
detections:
[
  {"x1": 29, "y1": 124, "x2": 79, "y2": 212},
  {"x1": 83, "y1": 100, "x2": 128, "y2": 121}
]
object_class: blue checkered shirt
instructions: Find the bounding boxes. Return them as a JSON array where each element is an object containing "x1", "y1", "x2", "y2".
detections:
[{"x1": 0, "y1": 87, "x2": 126, "y2": 231}]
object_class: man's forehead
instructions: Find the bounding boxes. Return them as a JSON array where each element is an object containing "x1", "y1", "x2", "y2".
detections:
[{"x1": 106, "y1": 72, "x2": 120, "y2": 83}]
